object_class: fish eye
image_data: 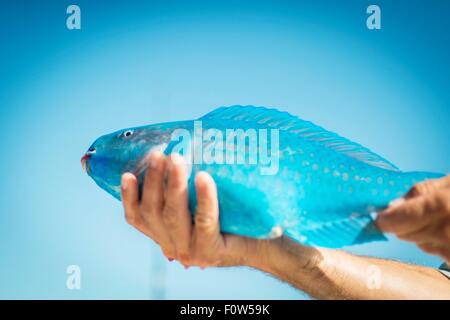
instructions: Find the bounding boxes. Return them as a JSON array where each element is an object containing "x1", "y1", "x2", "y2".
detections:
[{"x1": 123, "y1": 130, "x2": 134, "y2": 138}]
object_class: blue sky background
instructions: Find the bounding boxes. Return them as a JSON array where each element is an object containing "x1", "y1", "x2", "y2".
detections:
[{"x1": 0, "y1": 0, "x2": 449, "y2": 299}]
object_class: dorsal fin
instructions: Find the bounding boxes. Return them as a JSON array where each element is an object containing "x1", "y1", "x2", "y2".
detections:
[{"x1": 200, "y1": 105, "x2": 400, "y2": 171}]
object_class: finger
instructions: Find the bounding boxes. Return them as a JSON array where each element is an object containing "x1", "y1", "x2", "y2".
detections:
[
  {"x1": 405, "y1": 176, "x2": 450, "y2": 199},
  {"x1": 137, "y1": 153, "x2": 177, "y2": 258},
  {"x1": 194, "y1": 171, "x2": 220, "y2": 244},
  {"x1": 163, "y1": 153, "x2": 192, "y2": 263},
  {"x1": 141, "y1": 151, "x2": 166, "y2": 215},
  {"x1": 417, "y1": 242, "x2": 450, "y2": 261},
  {"x1": 397, "y1": 222, "x2": 443, "y2": 245},
  {"x1": 376, "y1": 194, "x2": 439, "y2": 235},
  {"x1": 121, "y1": 173, "x2": 142, "y2": 227},
  {"x1": 417, "y1": 242, "x2": 441, "y2": 255}
]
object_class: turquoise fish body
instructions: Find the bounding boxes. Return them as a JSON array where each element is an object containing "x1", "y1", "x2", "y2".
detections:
[{"x1": 82, "y1": 106, "x2": 443, "y2": 248}]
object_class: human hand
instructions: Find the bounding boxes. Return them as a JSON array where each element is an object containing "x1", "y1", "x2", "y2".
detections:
[
  {"x1": 120, "y1": 151, "x2": 265, "y2": 269},
  {"x1": 119, "y1": 153, "x2": 450, "y2": 299},
  {"x1": 376, "y1": 175, "x2": 450, "y2": 263}
]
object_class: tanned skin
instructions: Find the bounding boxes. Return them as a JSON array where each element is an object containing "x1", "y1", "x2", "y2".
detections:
[{"x1": 120, "y1": 152, "x2": 450, "y2": 299}]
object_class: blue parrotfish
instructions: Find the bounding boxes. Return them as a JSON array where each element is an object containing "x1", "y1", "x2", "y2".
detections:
[{"x1": 81, "y1": 105, "x2": 443, "y2": 248}]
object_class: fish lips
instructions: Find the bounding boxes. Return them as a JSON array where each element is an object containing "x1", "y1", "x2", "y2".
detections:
[
  {"x1": 81, "y1": 154, "x2": 90, "y2": 174},
  {"x1": 81, "y1": 150, "x2": 96, "y2": 174}
]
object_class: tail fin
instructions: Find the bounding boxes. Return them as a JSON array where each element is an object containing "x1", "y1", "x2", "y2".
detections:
[
  {"x1": 401, "y1": 171, "x2": 444, "y2": 182},
  {"x1": 394, "y1": 171, "x2": 445, "y2": 200},
  {"x1": 284, "y1": 170, "x2": 445, "y2": 248},
  {"x1": 285, "y1": 215, "x2": 387, "y2": 248}
]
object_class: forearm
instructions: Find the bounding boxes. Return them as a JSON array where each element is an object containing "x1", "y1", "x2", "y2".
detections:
[{"x1": 246, "y1": 237, "x2": 450, "y2": 299}]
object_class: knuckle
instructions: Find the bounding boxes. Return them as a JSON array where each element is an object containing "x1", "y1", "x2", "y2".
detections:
[
  {"x1": 163, "y1": 216, "x2": 177, "y2": 228},
  {"x1": 422, "y1": 180, "x2": 436, "y2": 193},
  {"x1": 140, "y1": 202, "x2": 156, "y2": 216},
  {"x1": 168, "y1": 173, "x2": 187, "y2": 191},
  {"x1": 409, "y1": 181, "x2": 437, "y2": 198},
  {"x1": 171, "y1": 181, "x2": 186, "y2": 192},
  {"x1": 195, "y1": 211, "x2": 215, "y2": 228},
  {"x1": 125, "y1": 213, "x2": 137, "y2": 226},
  {"x1": 163, "y1": 203, "x2": 179, "y2": 226},
  {"x1": 409, "y1": 184, "x2": 424, "y2": 197}
]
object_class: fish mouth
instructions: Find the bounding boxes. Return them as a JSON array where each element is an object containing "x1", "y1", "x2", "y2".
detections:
[
  {"x1": 81, "y1": 154, "x2": 90, "y2": 173},
  {"x1": 81, "y1": 148, "x2": 96, "y2": 174},
  {"x1": 81, "y1": 153, "x2": 94, "y2": 174}
]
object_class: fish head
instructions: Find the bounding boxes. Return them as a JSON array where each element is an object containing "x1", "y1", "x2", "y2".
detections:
[{"x1": 81, "y1": 125, "x2": 171, "y2": 200}]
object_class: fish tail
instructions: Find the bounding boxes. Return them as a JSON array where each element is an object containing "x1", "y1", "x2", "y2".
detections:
[
  {"x1": 400, "y1": 170, "x2": 445, "y2": 182},
  {"x1": 284, "y1": 215, "x2": 387, "y2": 248},
  {"x1": 394, "y1": 170, "x2": 445, "y2": 197},
  {"x1": 285, "y1": 170, "x2": 445, "y2": 248}
]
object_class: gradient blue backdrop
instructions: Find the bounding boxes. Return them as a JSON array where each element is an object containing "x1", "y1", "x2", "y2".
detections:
[{"x1": 0, "y1": 0, "x2": 449, "y2": 299}]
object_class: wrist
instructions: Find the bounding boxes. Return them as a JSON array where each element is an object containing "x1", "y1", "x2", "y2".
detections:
[
  {"x1": 244, "y1": 236, "x2": 324, "y2": 275},
  {"x1": 242, "y1": 238, "x2": 274, "y2": 270}
]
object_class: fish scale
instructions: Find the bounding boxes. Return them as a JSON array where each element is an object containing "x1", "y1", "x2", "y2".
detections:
[{"x1": 82, "y1": 105, "x2": 444, "y2": 248}]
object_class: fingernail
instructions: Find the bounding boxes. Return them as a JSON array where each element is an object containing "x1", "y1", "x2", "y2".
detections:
[
  {"x1": 183, "y1": 264, "x2": 189, "y2": 270},
  {"x1": 167, "y1": 257, "x2": 174, "y2": 262},
  {"x1": 149, "y1": 151, "x2": 162, "y2": 169},
  {"x1": 169, "y1": 153, "x2": 184, "y2": 169},
  {"x1": 389, "y1": 197, "x2": 405, "y2": 208},
  {"x1": 121, "y1": 175, "x2": 128, "y2": 191},
  {"x1": 195, "y1": 171, "x2": 211, "y2": 187}
]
